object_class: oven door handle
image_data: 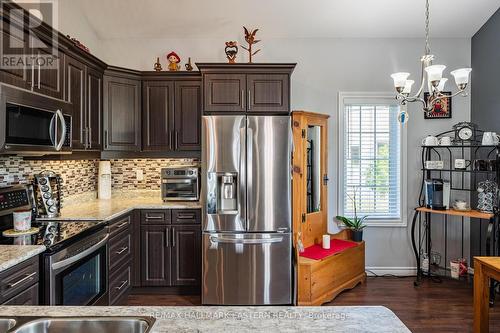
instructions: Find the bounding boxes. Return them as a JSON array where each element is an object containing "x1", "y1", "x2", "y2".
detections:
[
  {"x1": 162, "y1": 179, "x2": 193, "y2": 184},
  {"x1": 51, "y1": 233, "x2": 109, "y2": 271}
]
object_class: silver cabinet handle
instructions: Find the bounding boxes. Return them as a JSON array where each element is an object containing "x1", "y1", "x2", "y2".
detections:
[
  {"x1": 241, "y1": 89, "x2": 245, "y2": 109},
  {"x1": 38, "y1": 52, "x2": 41, "y2": 89},
  {"x1": 209, "y1": 236, "x2": 283, "y2": 244},
  {"x1": 175, "y1": 131, "x2": 179, "y2": 150},
  {"x1": 115, "y1": 280, "x2": 128, "y2": 291},
  {"x1": 7, "y1": 272, "x2": 37, "y2": 288},
  {"x1": 83, "y1": 127, "x2": 88, "y2": 149},
  {"x1": 116, "y1": 221, "x2": 129, "y2": 228},
  {"x1": 177, "y1": 214, "x2": 195, "y2": 219},
  {"x1": 171, "y1": 227, "x2": 175, "y2": 247},
  {"x1": 52, "y1": 233, "x2": 109, "y2": 271},
  {"x1": 165, "y1": 228, "x2": 169, "y2": 248},
  {"x1": 115, "y1": 246, "x2": 128, "y2": 255},
  {"x1": 145, "y1": 215, "x2": 163, "y2": 220},
  {"x1": 88, "y1": 127, "x2": 92, "y2": 149},
  {"x1": 247, "y1": 89, "x2": 251, "y2": 110},
  {"x1": 104, "y1": 130, "x2": 108, "y2": 149},
  {"x1": 55, "y1": 110, "x2": 66, "y2": 151}
]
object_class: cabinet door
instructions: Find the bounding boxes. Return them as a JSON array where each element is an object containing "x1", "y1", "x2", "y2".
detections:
[
  {"x1": 33, "y1": 47, "x2": 64, "y2": 100},
  {"x1": 2, "y1": 283, "x2": 38, "y2": 305},
  {"x1": 247, "y1": 74, "x2": 289, "y2": 113},
  {"x1": 171, "y1": 225, "x2": 201, "y2": 286},
  {"x1": 203, "y1": 74, "x2": 246, "y2": 112},
  {"x1": 65, "y1": 56, "x2": 86, "y2": 149},
  {"x1": 174, "y1": 80, "x2": 201, "y2": 151},
  {"x1": 103, "y1": 75, "x2": 141, "y2": 151},
  {"x1": 140, "y1": 225, "x2": 171, "y2": 286},
  {"x1": 142, "y1": 81, "x2": 174, "y2": 151},
  {"x1": 87, "y1": 67, "x2": 103, "y2": 150},
  {"x1": 0, "y1": 22, "x2": 31, "y2": 89}
]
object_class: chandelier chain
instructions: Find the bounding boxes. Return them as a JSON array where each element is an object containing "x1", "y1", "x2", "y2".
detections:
[{"x1": 425, "y1": 0, "x2": 430, "y2": 55}]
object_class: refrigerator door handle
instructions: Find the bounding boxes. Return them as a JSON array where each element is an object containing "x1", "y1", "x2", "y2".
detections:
[
  {"x1": 239, "y1": 125, "x2": 247, "y2": 230},
  {"x1": 209, "y1": 235, "x2": 283, "y2": 244},
  {"x1": 246, "y1": 126, "x2": 253, "y2": 229}
]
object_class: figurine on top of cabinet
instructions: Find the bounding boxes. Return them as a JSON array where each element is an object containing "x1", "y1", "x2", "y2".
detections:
[{"x1": 166, "y1": 51, "x2": 181, "y2": 71}]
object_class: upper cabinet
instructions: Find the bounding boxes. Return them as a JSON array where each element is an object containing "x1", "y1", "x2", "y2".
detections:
[
  {"x1": 141, "y1": 73, "x2": 201, "y2": 152},
  {"x1": 103, "y1": 68, "x2": 142, "y2": 152},
  {"x1": 198, "y1": 63, "x2": 295, "y2": 114}
]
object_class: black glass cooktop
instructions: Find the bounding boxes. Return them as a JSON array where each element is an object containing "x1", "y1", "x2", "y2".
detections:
[{"x1": 0, "y1": 220, "x2": 103, "y2": 249}]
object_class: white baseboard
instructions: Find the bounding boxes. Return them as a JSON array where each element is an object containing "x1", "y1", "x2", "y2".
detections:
[{"x1": 365, "y1": 266, "x2": 417, "y2": 277}]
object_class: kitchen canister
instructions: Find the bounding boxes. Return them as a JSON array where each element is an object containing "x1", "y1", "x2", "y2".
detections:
[
  {"x1": 13, "y1": 210, "x2": 32, "y2": 231},
  {"x1": 322, "y1": 234, "x2": 330, "y2": 249},
  {"x1": 477, "y1": 180, "x2": 498, "y2": 213}
]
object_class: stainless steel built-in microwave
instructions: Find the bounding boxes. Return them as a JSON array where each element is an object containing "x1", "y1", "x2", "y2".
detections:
[{"x1": 0, "y1": 90, "x2": 72, "y2": 155}]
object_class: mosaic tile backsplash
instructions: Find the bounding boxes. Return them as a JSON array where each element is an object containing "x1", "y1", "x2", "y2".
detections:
[
  {"x1": 0, "y1": 156, "x2": 98, "y2": 197},
  {"x1": 0, "y1": 156, "x2": 198, "y2": 197}
]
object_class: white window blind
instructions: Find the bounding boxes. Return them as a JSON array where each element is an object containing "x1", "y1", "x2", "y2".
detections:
[{"x1": 341, "y1": 99, "x2": 402, "y2": 221}]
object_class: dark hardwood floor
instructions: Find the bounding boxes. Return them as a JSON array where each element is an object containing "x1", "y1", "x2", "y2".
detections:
[{"x1": 127, "y1": 276, "x2": 500, "y2": 332}]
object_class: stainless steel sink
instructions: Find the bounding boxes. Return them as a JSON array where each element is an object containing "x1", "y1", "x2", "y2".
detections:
[
  {"x1": 0, "y1": 318, "x2": 16, "y2": 333},
  {"x1": 7, "y1": 317, "x2": 154, "y2": 333}
]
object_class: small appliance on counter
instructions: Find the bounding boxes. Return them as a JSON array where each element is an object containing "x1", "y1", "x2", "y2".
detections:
[
  {"x1": 32, "y1": 170, "x2": 63, "y2": 218},
  {"x1": 161, "y1": 167, "x2": 200, "y2": 201},
  {"x1": 98, "y1": 160, "x2": 112, "y2": 199},
  {"x1": 0, "y1": 185, "x2": 38, "y2": 245},
  {"x1": 424, "y1": 179, "x2": 450, "y2": 210}
]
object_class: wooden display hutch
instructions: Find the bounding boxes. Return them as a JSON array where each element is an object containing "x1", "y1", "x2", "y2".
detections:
[{"x1": 292, "y1": 111, "x2": 366, "y2": 306}]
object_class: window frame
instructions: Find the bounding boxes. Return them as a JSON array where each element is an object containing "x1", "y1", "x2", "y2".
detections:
[{"x1": 337, "y1": 92, "x2": 408, "y2": 227}]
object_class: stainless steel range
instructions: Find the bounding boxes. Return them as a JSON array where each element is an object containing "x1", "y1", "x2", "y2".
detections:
[{"x1": 0, "y1": 185, "x2": 109, "y2": 306}]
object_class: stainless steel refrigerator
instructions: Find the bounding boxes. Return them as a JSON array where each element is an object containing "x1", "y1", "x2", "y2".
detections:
[{"x1": 201, "y1": 115, "x2": 292, "y2": 305}]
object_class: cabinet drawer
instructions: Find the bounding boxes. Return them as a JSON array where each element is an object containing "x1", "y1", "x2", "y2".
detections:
[
  {"x1": 141, "y1": 210, "x2": 171, "y2": 224},
  {"x1": 109, "y1": 214, "x2": 131, "y2": 237},
  {"x1": 0, "y1": 257, "x2": 39, "y2": 303},
  {"x1": 109, "y1": 261, "x2": 131, "y2": 305},
  {"x1": 109, "y1": 232, "x2": 131, "y2": 271},
  {"x1": 2, "y1": 283, "x2": 38, "y2": 305},
  {"x1": 172, "y1": 209, "x2": 201, "y2": 224}
]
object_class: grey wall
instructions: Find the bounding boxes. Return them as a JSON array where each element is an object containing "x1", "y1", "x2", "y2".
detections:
[{"x1": 471, "y1": 8, "x2": 500, "y2": 258}]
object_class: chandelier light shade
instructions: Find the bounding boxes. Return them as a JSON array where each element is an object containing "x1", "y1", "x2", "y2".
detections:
[{"x1": 390, "y1": 0, "x2": 471, "y2": 123}]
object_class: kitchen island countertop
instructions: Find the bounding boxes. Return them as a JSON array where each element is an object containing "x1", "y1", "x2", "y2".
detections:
[
  {"x1": 0, "y1": 305, "x2": 410, "y2": 332},
  {"x1": 0, "y1": 245, "x2": 45, "y2": 273},
  {"x1": 37, "y1": 196, "x2": 201, "y2": 222}
]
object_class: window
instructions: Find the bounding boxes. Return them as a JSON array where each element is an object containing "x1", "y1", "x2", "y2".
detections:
[{"x1": 338, "y1": 93, "x2": 407, "y2": 226}]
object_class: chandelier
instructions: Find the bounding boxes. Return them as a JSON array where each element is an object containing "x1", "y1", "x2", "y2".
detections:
[{"x1": 390, "y1": 0, "x2": 471, "y2": 124}]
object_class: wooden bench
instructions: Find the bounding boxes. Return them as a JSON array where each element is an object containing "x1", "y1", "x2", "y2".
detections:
[{"x1": 298, "y1": 230, "x2": 366, "y2": 306}]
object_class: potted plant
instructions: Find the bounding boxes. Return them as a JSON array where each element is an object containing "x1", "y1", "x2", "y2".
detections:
[{"x1": 335, "y1": 189, "x2": 367, "y2": 242}]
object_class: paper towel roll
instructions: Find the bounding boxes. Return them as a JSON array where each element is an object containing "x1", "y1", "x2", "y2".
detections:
[{"x1": 98, "y1": 160, "x2": 112, "y2": 199}]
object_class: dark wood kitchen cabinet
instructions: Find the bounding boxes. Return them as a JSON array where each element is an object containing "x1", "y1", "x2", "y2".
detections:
[
  {"x1": 108, "y1": 213, "x2": 133, "y2": 305},
  {"x1": 171, "y1": 225, "x2": 201, "y2": 286},
  {"x1": 140, "y1": 209, "x2": 201, "y2": 288},
  {"x1": 142, "y1": 81, "x2": 175, "y2": 151},
  {"x1": 142, "y1": 79, "x2": 201, "y2": 152},
  {"x1": 198, "y1": 63, "x2": 295, "y2": 114},
  {"x1": 0, "y1": 256, "x2": 39, "y2": 305},
  {"x1": 65, "y1": 56, "x2": 103, "y2": 150},
  {"x1": 103, "y1": 68, "x2": 141, "y2": 151}
]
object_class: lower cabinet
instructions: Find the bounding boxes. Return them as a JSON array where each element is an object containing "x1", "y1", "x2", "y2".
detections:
[
  {"x1": 108, "y1": 213, "x2": 133, "y2": 305},
  {"x1": 140, "y1": 209, "x2": 201, "y2": 287},
  {"x1": 0, "y1": 256, "x2": 39, "y2": 305}
]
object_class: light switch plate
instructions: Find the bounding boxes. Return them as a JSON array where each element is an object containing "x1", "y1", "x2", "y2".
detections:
[{"x1": 136, "y1": 169, "x2": 144, "y2": 181}]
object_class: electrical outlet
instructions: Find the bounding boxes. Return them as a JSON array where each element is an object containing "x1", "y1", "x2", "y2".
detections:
[{"x1": 136, "y1": 169, "x2": 144, "y2": 181}]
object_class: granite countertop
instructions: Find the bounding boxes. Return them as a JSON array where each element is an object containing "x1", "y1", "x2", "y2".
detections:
[
  {"x1": 38, "y1": 194, "x2": 202, "y2": 222},
  {"x1": 0, "y1": 245, "x2": 45, "y2": 273},
  {"x1": 0, "y1": 305, "x2": 410, "y2": 332}
]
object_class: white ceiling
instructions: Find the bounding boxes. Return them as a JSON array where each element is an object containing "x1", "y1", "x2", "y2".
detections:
[{"x1": 71, "y1": 0, "x2": 499, "y2": 40}]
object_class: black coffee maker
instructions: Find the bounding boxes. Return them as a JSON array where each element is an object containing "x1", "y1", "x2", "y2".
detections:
[{"x1": 424, "y1": 179, "x2": 450, "y2": 210}]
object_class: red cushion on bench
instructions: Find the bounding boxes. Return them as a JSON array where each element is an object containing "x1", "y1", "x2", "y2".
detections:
[{"x1": 300, "y1": 238, "x2": 358, "y2": 260}]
